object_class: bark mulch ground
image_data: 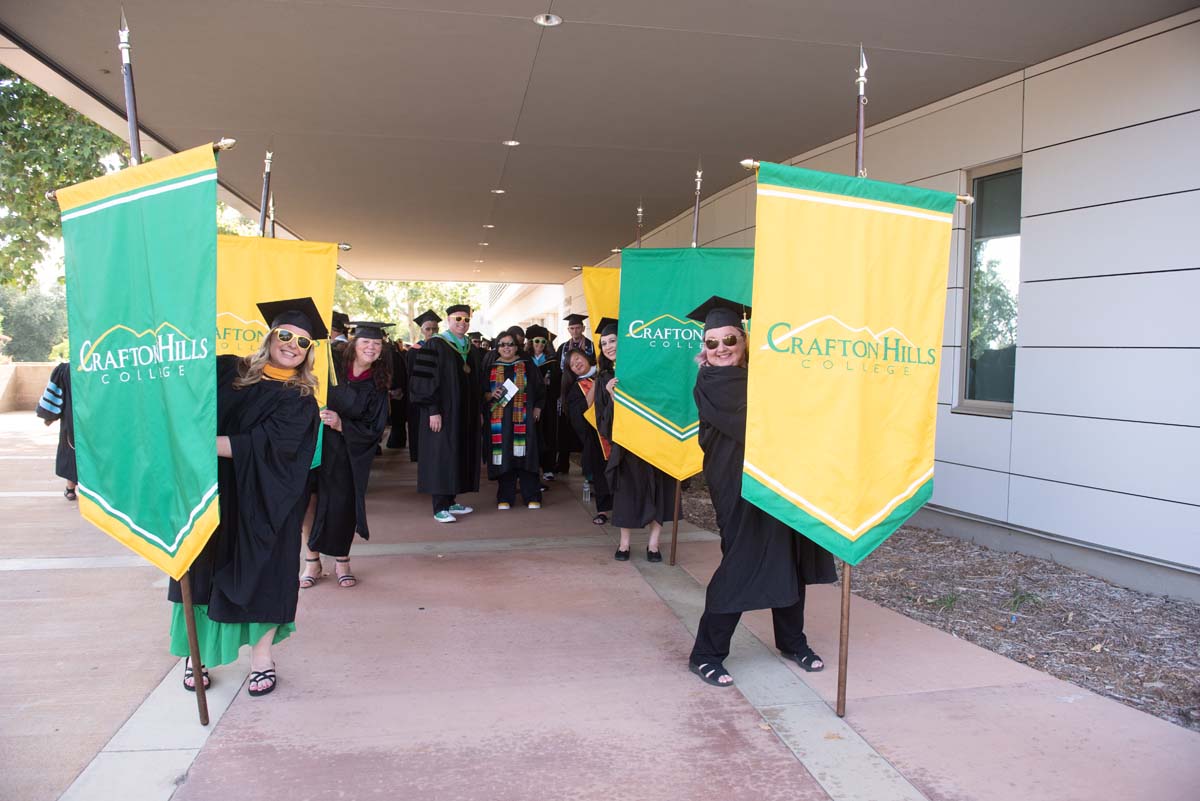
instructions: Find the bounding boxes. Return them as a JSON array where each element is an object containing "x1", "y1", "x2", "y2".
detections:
[{"x1": 681, "y1": 483, "x2": 1200, "y2": 733}]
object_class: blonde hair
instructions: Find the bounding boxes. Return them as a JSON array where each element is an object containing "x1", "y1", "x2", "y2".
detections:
[{"x1": 232, "y1": 330, "x2": 320, "y2": 396}]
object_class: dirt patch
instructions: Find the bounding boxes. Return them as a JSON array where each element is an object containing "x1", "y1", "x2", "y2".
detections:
[{"x1": 682, "y1": 483, "x2": 1200, "y2": 732}]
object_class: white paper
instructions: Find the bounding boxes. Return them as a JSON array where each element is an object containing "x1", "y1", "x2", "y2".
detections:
[{"x1": 500, "y1": 378, "x2": 519, "y2": 404}]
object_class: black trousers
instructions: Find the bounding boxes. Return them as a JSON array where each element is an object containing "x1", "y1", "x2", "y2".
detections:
[
  {"x1": 595, "y1": 492, "x2": 613, "y2": 514},
  {"x1": 496, "y1": 469, "x2": 542, "y2": 504},
  {"x1": 432, "y1": 494, "x2": 456, "y2": 513},
  {"x1": 689, "y1": 585, "x2": 808, "y2": 665}
]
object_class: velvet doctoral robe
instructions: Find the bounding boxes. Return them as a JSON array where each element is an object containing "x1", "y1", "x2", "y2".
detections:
[
  {"x1": 35, "y1": 361, "x2": 77, "y2": 483},
  {"x1": 409, "y1": 335, "x2": 482, "y2": 496}
]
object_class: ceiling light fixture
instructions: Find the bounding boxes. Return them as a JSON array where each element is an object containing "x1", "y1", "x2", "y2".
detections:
[
  {"x1": 611, "y1": 248, "x2": 622, "y2": 253},
  {"x1": 474, "y1": 259, "x2": 485, "y2": 263},
  {"x1": 478, "y1": 242, "x2": 489, "y2": 246},
  {"x1": 483, "y1": 224, "x2": 496, "y2": 229},
  {"x1": 502, "y1": 140, "x2": 520, "y2": 147},
  {"x1": 491, "y1": 189, "x2": 506, "y2": 194},
  {"x1": 533, "y1": 13, "x2": 562, "y2": 27}
]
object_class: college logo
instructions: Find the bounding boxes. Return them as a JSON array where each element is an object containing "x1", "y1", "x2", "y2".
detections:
[
  {"x1": 216, "y1": 311, "x2": 267, "y2": 353},
  {"x1": 77, "y1": 322, "x2": 211, "y2": 385},
  {"x1": 626, "y1": 314, "x2": 704, "y2": 350},
  {"x1": 763, "y1": 315, "x2": 937, "y2": 376}
]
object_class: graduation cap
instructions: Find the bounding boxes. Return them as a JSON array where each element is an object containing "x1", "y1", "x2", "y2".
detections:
[
  {"x1": 468, "y1": 331, "x2": 482, "y2": 339},
  {"x1": 525, "y1": 324, "x2": 549, "y2": 340},
  {"x1": 257, "y1": 296, "x2": 329, "y2": 340},
  {"x1": 686, "y1": 295, "x2": 751, "y2": 331},
  {"x1": 414, "y1": 309, "x2": 442, "y2": 326},
  {"x1": 349, "y1": 321, "x2": 394, "y2": 340},
  {"x1": 563, "y1": 313, "x2": 587, "y2": 326},
  {"x1": 597, "y1": 317, "x2": 619, "y2": 337},
  {"x1": 446, "y1": 303, "x2": 471, "y2": 316},
  {"x1": 331, "y1": 311, "x2": 350, "y2": 332}
]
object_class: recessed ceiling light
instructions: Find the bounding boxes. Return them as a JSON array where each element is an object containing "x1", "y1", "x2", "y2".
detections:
[
  {"x1": 533, "y1": 13, "x2": 562, "y2": 27},
  {"x1": 474, "y1": 259, "x2": 485, "y2": 263},
  {"x1": 570, "y1": 265, "x2": 583, "y2": 271},
  {"x1": 611, "y1": 248, "x2": 622, "y2": 253},
  {"x1": 491, "y1": 189, "x2": 506, "y2": 194},
  {"x1": 478, "y1": 242, "x2": 490, "y2": 246},
  {"x1": 502, "y1": 140, "x2": 520, "y2": 147},
  {"x1": 483, "y1": 224, "x2": 496, "y2": 229}
]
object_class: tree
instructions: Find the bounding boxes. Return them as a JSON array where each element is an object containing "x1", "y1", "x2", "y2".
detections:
[
  {"x1": 0, "y1": 283, "x2": 68, "y2": 362},
  {"x1": 335, "y1": 278, "x2": 479, "y2": 343},
  {"x1": 0, "y1": 66, "x2": 127, "y2": 288},
  {"x1": 968, "y1": 250, "x2": 1018, "y2": 353}
]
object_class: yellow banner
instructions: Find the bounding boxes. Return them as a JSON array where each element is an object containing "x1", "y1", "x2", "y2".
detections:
[
  {"x1": 581, "y1": 265, "x2": 619, "y2": 355},
  {"x1": 216, "y1": 236, "x2": 338, "y2": 411},
  {"x1": 743, "y1": 163, "x2": 955, "y2": 564}
]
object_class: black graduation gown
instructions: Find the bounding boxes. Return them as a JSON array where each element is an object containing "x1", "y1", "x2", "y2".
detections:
[
  {"x1": 595, "y1": 367, "x2": 678, "y2": 528},
  {"x1": 531, "y1": 355, "x2": 560, "y2": 468},
  {"x1": 386, "y1": 346, "x2": 409, "y2": 449},
  {"x1": 554, "y1": 342, "x2": 587, "y2": 455},
  {"x1": 168, "y1": 355, "x2": 319, "y2": 624},
  {"x1": 405, "y1": 345, "x2": 424, "y2": 461},
  {"x1": 564, "y1": 373, "x2": 610, "y2": 498},
  {"x1": 35, "y1": 362, "x2": 77, "y2": 483},
  {"x1": 694, "y1": 365, "x2": 837, "y2": 615},
  {"x1": 409, "y1": 336, "x2": 482, "y2": 496},
  {"x1": 309, "y1": 362, "x2": 390, "y2": 556},
  {"x1": 480, "y1": 357, "x2": 545, "y2": 479}
]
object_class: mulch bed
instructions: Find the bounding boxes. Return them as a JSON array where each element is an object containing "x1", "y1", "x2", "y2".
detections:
[{"x1": 681, "y1": 483, "x2": 1200, "y2": 732}]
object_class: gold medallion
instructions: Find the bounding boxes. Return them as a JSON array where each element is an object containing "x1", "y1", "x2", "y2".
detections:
[{"x1": 463, "y1": 363, "x2": 471, "y2": 375}]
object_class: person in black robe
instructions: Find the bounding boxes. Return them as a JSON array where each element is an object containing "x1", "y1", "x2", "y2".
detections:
[
  {"x1": 594, "y1": 318, "x2": 676, "y2": 562},
  {"x1": 409, "y1": 303, "x2": 481, "y2": 523},
  {"x1": 554, "y1": 314, "x2": 591, "y2": 473},
  {"x1": 525, "y1": 325, "x2": 561, "y2": 482},
  {"x1": 385, "y1": 336, "x2": 409, "y2": 450},
  {"x1": 304, "y1": 322, "x2": 393, "y2": 588},
  {"x1": 35, "y1": 361, "x2": 78, "y2": 499},
  {"x1": 480, "y1": 331, "x2": 545, "y2": 508},
  {"x1": 683, "y1": 296, "x2": 838, "y2": 689},
  {"x1": 563, "y1": 348, "x2": 614, "y2": 525},
  {"x1": 168, "y1": 297, "x2": 322, "y2": 697},
  {"x1": 406, "y1": 309, "x2": 442, "y2": 462}
]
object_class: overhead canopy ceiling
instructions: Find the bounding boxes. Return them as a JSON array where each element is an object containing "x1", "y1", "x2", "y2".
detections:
[{"x1": 2, "y1": 1, "x2": 1194, "y2": 283}]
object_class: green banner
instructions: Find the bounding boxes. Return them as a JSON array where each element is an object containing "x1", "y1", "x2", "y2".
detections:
[
  {"x1": 613, "y1": 248, "x2": 754, "y2": 480},
  {"x1": 57, "y1": 145, "x2": 220, "y2": 579}
]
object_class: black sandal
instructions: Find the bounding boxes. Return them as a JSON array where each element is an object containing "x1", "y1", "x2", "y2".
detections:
[
  {"x1": 690, "y1": 661, "x2": 734, "y2": 687},
  {"x1": 592, "y1": 513, "x2": 608, "y2": 526},
  {"x1": 183, "y1": 663, "x2": 210, "y2": 692},
  {"x1": 335, "y1": 558, "x2": 356, "y2": 588},
  {"x1": 781, "y1": 646, "x2": 826, "y2": 672},
  {"x1": 247, "y1": 667, "x2": 277, "y2": 697},
  {"x1": 63, "y1": 486, "x2": 77, "y2": 501}
]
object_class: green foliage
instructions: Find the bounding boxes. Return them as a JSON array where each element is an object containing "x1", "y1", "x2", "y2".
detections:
[
  {"x1": 968, "y1": 247, "x2": 1018, "y2": 353},
  {"x1": 217, "y1": 201, "x2": 260, "y2": 236},
  {"x1": 0, "y1": 66, "x2": 127, "y2": 288},
  {"x1": 1006, "y1": 588, "x2": 1041, "y2": 613},
  {"x1": 931, "y1": 593, "x2": 960, "y2": 611},
  {"x1": 335, "y1": 277, "x2": 479, "y2": 343},
  {"x1": 0, "y1": 283, "x2": 68, "y2": 362}
]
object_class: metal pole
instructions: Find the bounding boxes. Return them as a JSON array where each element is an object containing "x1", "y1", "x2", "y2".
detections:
[
  {"x1": 118, "y1": 9, "x2": 141, "y2": 166},
  {"x1": 268, "y1": 192, "x2": 276, "y2": 238},
  {"x1": 258, "y1": 151, "x2": 273, "y2": 236},
  {"x1": 668, "y1": 479, "x2": 682, "y2": 566},
  {"x1": 837, "y1": 45, "x2": 868, "y2": 720},
  {"x1": 690, "y1": 159, "x2": 703, "y2": 248},
  {"x1": 178, "y1": 574, "x2": 210, "y2": 725},
  {"x1": 636, "y1": 200, "x2": 644, "y2": 248}
]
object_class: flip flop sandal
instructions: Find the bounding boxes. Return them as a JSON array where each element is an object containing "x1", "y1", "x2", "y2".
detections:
[
  {"x1": 298, "y1": 557, "x2": 322, "y2": 589},
  {"x1": 335, "y1": 558, "x2": 357, "y2": 588},
  {"x1": 247, "y1": 668, "x2": 277, "y2": 697},
  {"x1": 183, "y1": 664, "x2": 210, "y2": 692},
  {"x1": 592, "y1": 513, "x2": 608, "y2": 526},
  {"x1": 690, "y1": 661, "x2": 735, "y2": 687},
  {"x1": 781, "y1": 647, "x2": 826, "y2": 672}
]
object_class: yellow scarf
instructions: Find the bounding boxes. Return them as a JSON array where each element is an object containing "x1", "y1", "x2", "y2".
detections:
[{"x1": 263, "y1": 364, "x2": 296, "y2": 382}]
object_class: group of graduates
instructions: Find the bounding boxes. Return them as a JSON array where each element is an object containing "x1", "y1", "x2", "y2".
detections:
[{"x1": 38, "y1": 294, "x2": 836, "y2": 696}]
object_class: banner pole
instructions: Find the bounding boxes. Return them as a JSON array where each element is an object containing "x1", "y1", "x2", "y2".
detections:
[
  {"x1": 636, "y1": 199, "x2": 644, "y2": 248},
  {"x1": 258, "y1": 151, "x2": 273, "y2": 235},
  {"x1": 268, "y1": 192, "x2": 276, "y2": 238},
  {"x1": 178, "y1": 573, "x2": 210, "y2": 725},
  {"x1": 836, "y1": 44, "x2": 869, "y2": 721},
  {"x1": 669, "y1": 479, "x2": 682, "y2": 566},
  {"x1": 690, "y1": 158, "x2": 704, "y2": 248},
  {"x1": 117, "y1": 8, "x2": 142, "y2": 166}
]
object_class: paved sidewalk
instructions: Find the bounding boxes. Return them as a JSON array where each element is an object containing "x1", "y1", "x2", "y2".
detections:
[{"x1": 1, "y1": 412, "x2": 1196, "y2": 801}]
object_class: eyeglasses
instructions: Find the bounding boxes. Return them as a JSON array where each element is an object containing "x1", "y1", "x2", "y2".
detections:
[
  {"x1": 273, "y1": 329, "x2": 314, "y2": 350},
  {"x1": 704, "y1": 334, "x2": 741, "y2": 350},
  {"x1": 532, "y1": 338, "x2": 548, "y2": 345},
  {"x1": 449, "y1": 315, "x2": 471, "y2": 323},
  {"x1": 497, "y1": 341, "x2": 517, "y2": 348}
]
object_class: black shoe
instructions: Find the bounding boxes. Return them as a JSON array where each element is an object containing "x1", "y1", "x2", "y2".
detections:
[
  {"x1": 646, "y1": 548, "x2": 663, "y2": 563},
  {"x1": 614, "y1": 548, "x2": 630, "y2": 561}
]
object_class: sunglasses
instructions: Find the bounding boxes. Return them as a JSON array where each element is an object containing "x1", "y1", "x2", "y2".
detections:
[
  {"x1": 704, "y1": 334, "x2": 741, "y2": 350},
  {"x1": 532, "y1": 338, "x2": 548, "y2": 344},
  {"x1": 497, "y1": 341, "x2": 517, "y2": 348},
  {"x1": 273, "y1": 329, "x2": 314, "y2": 350},
  {"x1": 449, "y1": 315, "x2": 471, "y2": 323}
]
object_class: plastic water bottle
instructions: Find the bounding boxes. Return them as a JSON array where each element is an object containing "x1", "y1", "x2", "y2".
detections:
[{"x1": 582, "y1": 480, "x2": 591, "y2": 504}]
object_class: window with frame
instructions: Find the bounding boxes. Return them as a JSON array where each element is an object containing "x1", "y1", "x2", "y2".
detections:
[{"x1": 959, "y1": 160, "x2": 1021, "y2": 414}]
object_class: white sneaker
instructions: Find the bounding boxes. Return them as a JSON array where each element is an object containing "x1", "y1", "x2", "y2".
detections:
[
  {"x1": 497, "y1": 502, "x2": 511, "y2": 510},
  {"x1": 448, "y1": 503, "x2": 474, "y2": 515},
  {"x1": 542, "y1": 472, "x2": 555, "y2": 481},
  {"x1": 527, "y1": 501, "x2": 542, "y2": 510},
  {"x1": 434, "y1": 510, "x2": 456, "y2": 523}
]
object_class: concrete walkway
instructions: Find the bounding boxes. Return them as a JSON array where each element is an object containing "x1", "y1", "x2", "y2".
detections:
[{"x1": 1, "y1": 411, "x2": 1196, "y2": 801}]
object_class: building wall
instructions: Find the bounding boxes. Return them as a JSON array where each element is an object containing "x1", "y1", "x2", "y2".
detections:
[
  {"x1": 481, "y1": 282, "x2": 567, "y2": 339},
  {"x1": 592, "y1": 10, "x2": 1200, "y2": 580}
]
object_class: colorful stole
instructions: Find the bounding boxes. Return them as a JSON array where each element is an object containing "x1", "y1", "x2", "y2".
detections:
[
  {"x1": 489, "y1": 360, "x2": 527, "y2": 465},
  {"x1": 577, "y1": 378, "x2": 611, "y2": 459}
]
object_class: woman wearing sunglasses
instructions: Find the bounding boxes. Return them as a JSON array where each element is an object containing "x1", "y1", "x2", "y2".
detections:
[
  {"x1": 593, "y1": 318, "x2": 675, "y2": 562},
  {"x1": 525, "y1": 325, "x2": 561, "y2": 483},
  {"x1": 303, "y1": 322, "x2": 395, "y2": 589},
  {"x1": 168, "y1": 298, "x2": 322, "y2": 698},
  {"x1": 685, "y1": 296, "x2": 836, "y2": 689},
  {"x1": 563, "y1": 348, "x2": 613, "y2": 525},
  {"x1": 481, "y1": 333, "x2": 546, "y2": 509}
]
